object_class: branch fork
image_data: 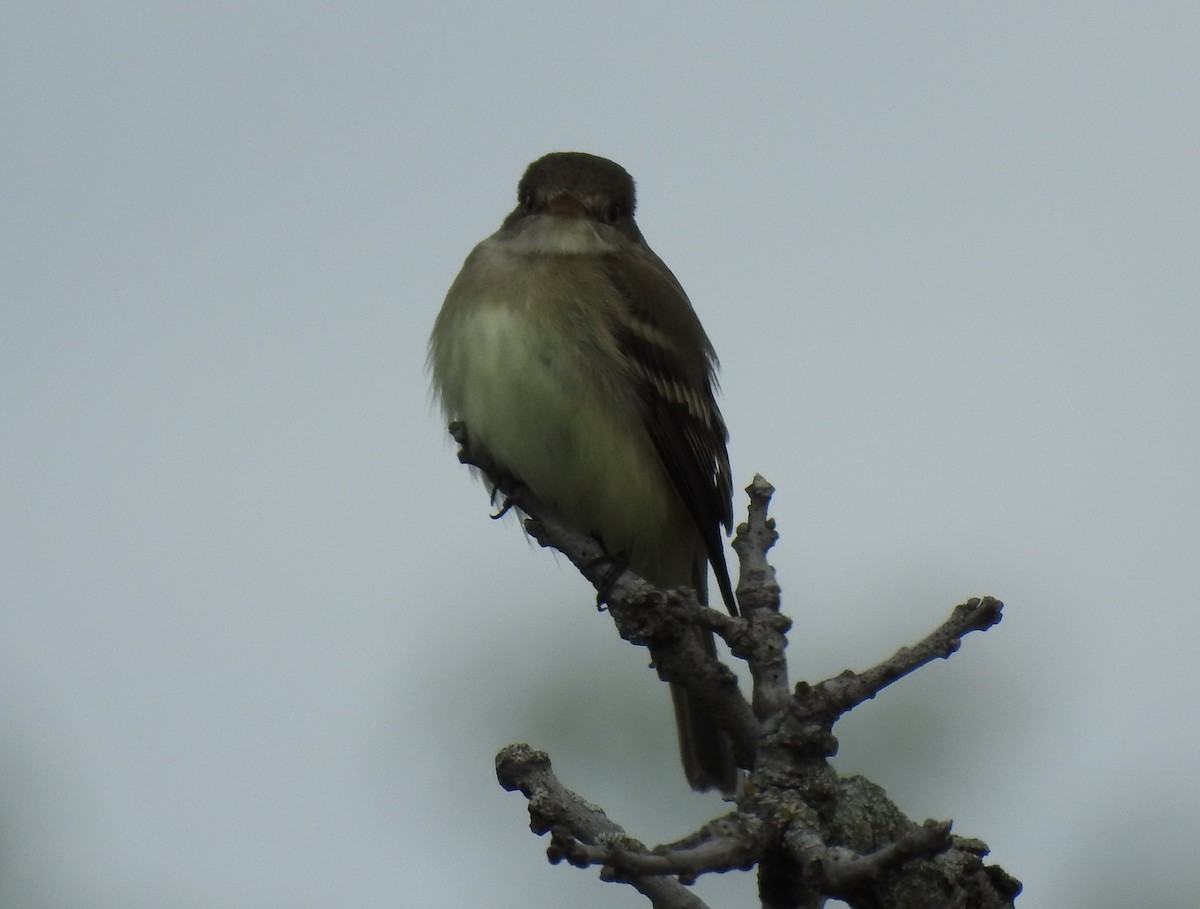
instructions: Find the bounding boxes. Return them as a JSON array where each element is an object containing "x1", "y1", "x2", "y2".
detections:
[{"x1": 452, "y1": 424, "x2": 1020, "y2": 908}]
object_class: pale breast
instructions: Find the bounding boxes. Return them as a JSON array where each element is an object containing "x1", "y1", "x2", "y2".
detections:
[{"x1": 431, "y1": 255, "x2": 698, "y2": 586}]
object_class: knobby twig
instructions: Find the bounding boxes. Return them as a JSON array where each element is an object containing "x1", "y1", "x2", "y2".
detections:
[
  {"x1": 812, "y1": 596, "x2": 1005, "y2": 722},
  {"x1": 450, "y1": 423, "x2": 1021, "y2": 908},
  {"x1": 497, "y1": 744, "x2": 715, "y2": 909}
]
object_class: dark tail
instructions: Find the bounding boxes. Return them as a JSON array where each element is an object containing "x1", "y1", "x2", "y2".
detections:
[{"x1": 670, "y1": 627, "x2": 739, "y2": 795}]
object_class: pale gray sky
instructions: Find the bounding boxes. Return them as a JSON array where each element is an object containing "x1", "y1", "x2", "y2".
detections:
[{"x1": 3, "y1": 4, "x2": 1198, "y2": 908}]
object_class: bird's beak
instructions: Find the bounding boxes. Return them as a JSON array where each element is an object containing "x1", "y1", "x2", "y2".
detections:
[{"x1": 545, "y1": 191, "x2": 589, "y2": 218}]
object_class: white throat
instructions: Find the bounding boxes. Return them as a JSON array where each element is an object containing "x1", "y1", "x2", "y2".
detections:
[{"x1": 500, "y1": 214, "x2": 621, "y2": 255}]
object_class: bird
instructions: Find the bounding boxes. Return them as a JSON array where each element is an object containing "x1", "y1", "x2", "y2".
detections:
[{"x1": 429, "y1": 151, "x2": 738, "y2": 794}]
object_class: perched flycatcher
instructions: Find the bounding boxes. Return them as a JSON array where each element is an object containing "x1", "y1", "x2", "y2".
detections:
[{"x1": 429, "y1": 152, "x2": 738, "y2": 794}]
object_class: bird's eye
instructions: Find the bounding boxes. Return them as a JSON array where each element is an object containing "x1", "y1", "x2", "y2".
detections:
[
  {"x1": 519, "y1": 190, "x2": 536, "y2": 211},
  {"x1": 605, "y1": 202, "x2": 624, "y2": 222}
]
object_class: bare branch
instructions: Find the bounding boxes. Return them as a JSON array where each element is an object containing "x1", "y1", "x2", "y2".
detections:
[
  {"x1": 788, "y1": 818, "x2": 953, "y2": 897},
  {"x1": 451, "y1": 424, "x2": 1019, "y2": 908},
  {"x1": 496, "y1": 744, "x2": 713, "y2": 909},
  {"x1": 562, "y1": 813, "x2": 763, "y2": 884},
  {"x1": 728, "y1": 475, "x2": 792, "y2": 720},
  {"x1": 812, "y1": 597, "x2": 1005, "y2": 722}
]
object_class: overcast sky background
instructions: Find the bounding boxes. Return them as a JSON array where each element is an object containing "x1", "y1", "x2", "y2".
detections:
[{"x1": 3, "y1": 4, "x2": 1198, "y2": 908}]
